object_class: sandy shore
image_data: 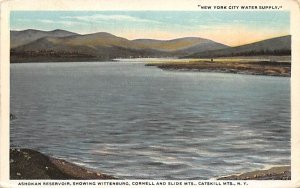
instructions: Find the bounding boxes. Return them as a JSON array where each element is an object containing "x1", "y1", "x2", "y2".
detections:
[
  {"x1": 10, "y1": 148, "x2": 290, "y2": 180},
  {"x1": 146, "y1": 60, "x2": 291, "y2": 77}
]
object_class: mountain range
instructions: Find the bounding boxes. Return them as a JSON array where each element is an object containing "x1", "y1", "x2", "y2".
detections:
[
  {"x1": 185, "y1": 35, "x2": 291, "y2": 58},
  {"x1": 10, "y1": 29, "x2": 291, "y2": 63}
]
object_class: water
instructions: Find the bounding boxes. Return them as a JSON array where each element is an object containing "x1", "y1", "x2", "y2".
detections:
[{"x1": 10, "y1": 60, "x2": 291, "y2": 179}]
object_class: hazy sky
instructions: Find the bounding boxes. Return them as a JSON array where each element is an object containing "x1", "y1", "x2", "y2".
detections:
[{"x1": 10, "y1": 11, "x2": 290, "y2": 46}]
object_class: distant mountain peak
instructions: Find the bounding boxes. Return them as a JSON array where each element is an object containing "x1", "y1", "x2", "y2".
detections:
[
  {"x1": 50, "y1": 29, "x2": 77, "y2": 34},
  {"x1": 86, "y1": 32, "x2": 122, "y2": 38},
  {"x1": 51, "y1": 29, "x2": 66, "y2": 32}
]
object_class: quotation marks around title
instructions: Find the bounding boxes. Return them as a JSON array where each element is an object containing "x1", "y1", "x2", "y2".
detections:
[{"x1": 197, "y1": 5, "x2": 283, "y2": 10}]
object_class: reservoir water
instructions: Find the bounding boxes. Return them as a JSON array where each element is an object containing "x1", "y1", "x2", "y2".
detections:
[{"x1": 10, "y1": 60, "x2": 290, "y2": 179}]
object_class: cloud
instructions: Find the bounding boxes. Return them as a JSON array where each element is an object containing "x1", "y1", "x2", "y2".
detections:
[
  {"x1": 16, "y1": 18, "x2": 32, "y2": 22},
  {"x1": 38, "y1": 19, "x2": 84, "y2": 26},
  {"x1": 14, "y1": 18, "x2": 83, "y2": 27},
  {"x1": 62, "y1": 14, "x2": 161, "y2": 24}
]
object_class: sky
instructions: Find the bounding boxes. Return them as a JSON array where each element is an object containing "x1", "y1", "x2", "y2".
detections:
[{"x1": 10, "y1": 11, "x2": 290, "y2": 46}]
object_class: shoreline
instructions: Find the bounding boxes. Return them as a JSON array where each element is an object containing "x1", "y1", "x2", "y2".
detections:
[
  {"x1": 10, "y1": 57, "x2": 291, "y2": 77},
  {"x1": 10, "y1": 148, "x2": 116, "y2": 179},
  {"x1": 146, "y1": 60, "x2": 291, "y2": 77},
  {"x1": 216, "y1": 166, "x2": 290, "y2": 180},
  {"x1": 10, "y1": 148, "x2": 290, "y2": 180}
]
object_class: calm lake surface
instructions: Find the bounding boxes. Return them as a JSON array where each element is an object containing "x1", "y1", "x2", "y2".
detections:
[{"x1": 10, "y1": 60, "x2": 291, "y2": 179}]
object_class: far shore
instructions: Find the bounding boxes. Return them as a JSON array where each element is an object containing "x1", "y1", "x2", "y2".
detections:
[
  {"x1": 10, "y1": 56, "x2": 111, "y2": 63},
  {"x1": 10, "y1": 148, "x2": 290, "y2": 180},
  {"x1": 146, "y1": 59, "x2": 291, "y2": 77},
  {"x1": 11, "y1": 55, "x2": 291, "y2": 77}
]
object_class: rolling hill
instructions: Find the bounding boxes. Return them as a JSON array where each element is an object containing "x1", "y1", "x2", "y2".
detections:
[
  {"x1": 132, "y1": 37, "x2": 228, "y2": 55},
  {"x1": 10, "y1": 29, "x2": 228, "y2": 62},
  {"x1": 186, "y1": 35, "x2": 291, "y2": 58},
  {"x1": 11, "y1": 32, "x2": 167, "y2": 61},
  {"x1": 10, "y1": 29, "x2": 78, "y2": 48}
]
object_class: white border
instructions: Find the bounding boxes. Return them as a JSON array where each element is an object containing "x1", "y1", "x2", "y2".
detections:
[{"x1": 1, "y1": 0, "x2": 300, "y2": 187}]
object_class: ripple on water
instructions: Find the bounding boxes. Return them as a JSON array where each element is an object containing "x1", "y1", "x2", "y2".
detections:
[{"x1": 10, "y1": 61, "x2": 291, "y2": 179}]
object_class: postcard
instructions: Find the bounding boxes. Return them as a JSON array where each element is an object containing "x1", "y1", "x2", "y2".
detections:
[{"x1": 0, "y1": 0, "x2": 300, "y2": 187}]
